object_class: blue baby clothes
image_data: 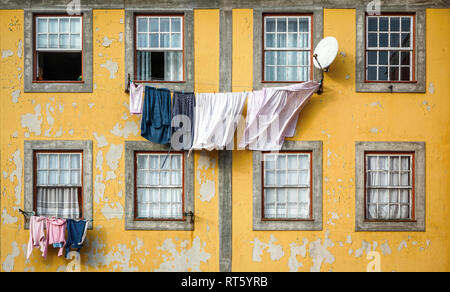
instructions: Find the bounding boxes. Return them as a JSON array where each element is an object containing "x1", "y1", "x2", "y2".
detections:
[
  {"x1": 65, "y1": 219, "x2": 88, "y2": 258},
  {"x1": 141, "y1": 86, "x2": 172, "y2": 144}
]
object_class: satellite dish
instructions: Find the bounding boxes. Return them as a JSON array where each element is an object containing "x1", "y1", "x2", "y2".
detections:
[{"x1": 313, "y1": 36, "x2": 339, "y2": 70}]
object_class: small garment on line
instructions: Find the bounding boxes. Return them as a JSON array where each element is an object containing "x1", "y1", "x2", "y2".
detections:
[
  {"x1": 65, "y1": 219, "x2": 88, "y2": 258},
  {"x1": 171, "y1": 91, "x2": 195, "y2": 150},
  {"x1": 129, "y1": 81, "x2": 144, "y2": 115},
  {"x1": 46, "y1": 217, "x2": 67, "y2": 257},
  {"x1": 141, "y1": 86, "x2": 172, "y2": 145},
  {"x1": 26, "y1": 216, "x2": 47, "y2": 260},
  {"x1": 238, "y1": 81, "x2": 320, "y2": 151},
  {"x1": 191, "y1": 92, "x2": 246, "y2": 151}
]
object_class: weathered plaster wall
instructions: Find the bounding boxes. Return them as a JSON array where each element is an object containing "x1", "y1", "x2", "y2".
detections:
[
  {"x1": 1, "y1": 7, "x2": 449, "y2": 272},
  {"x1": 231, "y1": 8, "x2": 450, "y2": 272},
  {"x1": 0, "y1": 9, "x2": 219, "y2": 272}
]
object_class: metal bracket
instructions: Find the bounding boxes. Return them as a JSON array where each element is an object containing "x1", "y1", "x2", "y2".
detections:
[
  {"x1": 125, "y1": 73, "x2": 131, "y2": 93},
  {"x1": 183, "y1": 211, "x2": 194, "y2": 224},
  {"x1": 313, "y1": 54, "x2": 327, "y2": 95}
]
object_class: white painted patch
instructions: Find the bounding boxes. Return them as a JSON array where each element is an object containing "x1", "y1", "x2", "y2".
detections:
[
  {"x1": 2, "y1": 208, "x2": 18, "y2": 224},
  {"x1": 2, "y1": 50, "x2": 13, "y2": 58},
  {"x1": 46, "y1": 103, "x2": 55, "y2": 126},
  {"x1": 101, "y1": 201, "x2": 124, "y2": 220},
  {"x1": 86, "y1": 238, "x2": 138, "y2": 271},
  {"x1": 102, "y1": 36, "x2": 113, "y2": 47},
  {"x1": 398, "y1": 240, "x2": 407, "y2": 252},
  {"x1": 110, "y1": 121, "x2": 139, "y2": 139},
  {"x1": 428, "y1": 82, "x2": 435, "y2": 94},
  {"x1": 288, "y1": 238, "x2": 308, "y2": 272},
  {"x1": 69, "y1": 129, "x2": 74, "y2": 135},
  {"x1": 106, "y1": 144, "x2": 123, "y2": 171},
  {"x1": 2, "y1": 242, "x2": 20, "y2": 272},
  {"x1": 155, "y1": 237, "x2": 211, "y2": 272},
  {"x1": 199, "y1": 180, "x2": 215, "y2": 202},
  {"x1": 309, "y1": 230, "x2": 335, "y2": 272},
  {"x1": 9, "y1": 149, "x2": 22, "y2": 205},
  {"x1": 94, "y1": 132, "x2": 108, "y2": 148},
  {"x1": 346, "y1": 235, "x2": 352, "y2": 245},
  {"x1": 119, "y1": 32, "x2": 123, "y2": 43},
  {"x1": 252, "y1": 235, "x2": 284, "y2": 262},
  {"x1": 122, "y1": 113, "x2": 128, "y2": 120},
  {"x1": 21, "y1": 104, "x2": 42, "y2": 136},
  {"x1": 11, "y1": 89, "x2": 20, "y2": 103},
  {"x1": 55, "y1": 127, "x2": 63, "y2": 137},
  {"x1": 101, "y1": 59, "x2": 118, "y2": 79},
  {"x1": 17, "y1": 39, "x2": 23, "y2": 58},
  {"x1": 370, "y1": 101, "x2": 383, "y2": 109},
  {"x1": 12, "y1": 131, "x2": 18, "y2": 138},
  {"x1": 88, "y1": 103, "x2": 95, "y2": 108},
  {"x1": 370, "y1": 127, "x2": 380, "y2": 134}
]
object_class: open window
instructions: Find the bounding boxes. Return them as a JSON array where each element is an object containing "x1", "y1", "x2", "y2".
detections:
[{"x1": 34, "y1": 15, "x2": 83, "y2": 82}]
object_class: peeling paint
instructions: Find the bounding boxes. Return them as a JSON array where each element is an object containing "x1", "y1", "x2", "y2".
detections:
[
  {"x1": 106, "y1": 144, "x2": 123, "y2": 171},
  {"x1": 199, "y1": 180, "x2": 215, "y2": 202},
  {"x1": 86, "y1": 238, "x2": 138, "y2": 272},
  {"x1": 110, "y1": 121, "x2": 139, "y2": 139},
  {"x1": 21, "y1": 104, "x2": 42, "y2": 136},
  {"x1": 9, "y1": 149, "x2": 22, "y2": 205},
  {"x1": 17, "y1": 39, "x2": 22, "y2": 58},
  {"x1": 94, "y1": 132, "x2": 108, "y2": 148},
  {"x1": 101, "y1": 201, "x2": 124, "y2": 220},
  {"x1": 102, "y1": 36, "x2": 113, "y2": 47},
  {"x1": 2, "y1": 49, "x2": 13, "y2": 58},
  {"x1": 155, "y1": 237, "x2": 211, "y2": 272},
  {"x1": 100, "y1": 59, "x2": 118, "y2": 79},
  {"x1": 2, "y1": 242, "x2": 20, "y2": 272},
  {"x1": 354, "y1": 240, "x2": 371, "y2": 258},
  {"x1": 252, "y1": 235, "x2": 284, "y2": 262},
  {"x1": 429, "y1": 82, "x2": 435, "y2": 94},
  {"x1": 309, "y1": 230, "x2": 335, "y2": 272},
  {"x1": 2, "y1": 208, "x2": 18, "y2": 224},
  {"x1": 370, "y1": 127, "x2": 380, "y2": 134},
  {"x1": 288, "y1": 238, "x2": 308, "y2": 272},
  {"x1": 398, "y1": 240, "x2": 407, "y2": 252},
  {"x1": 11, "y1": 89, "x2": 20, "y2": 103}
]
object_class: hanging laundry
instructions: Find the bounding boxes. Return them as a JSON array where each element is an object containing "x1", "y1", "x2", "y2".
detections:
[
  {"x1": 26, "y1": 216, "x2": 47, "y2": 260},
  {"x1": 129, "y1": 81, "x2": 144, "y2": 115},
  {"x1": 191, "y1": 92, "x2": 246, "y2": 151},
  {"x1": 171, "y1": 91, "x2": 195, "y2": 150},
  {"x1": 239, "y1": 81, "x2": 320, "y2": 151},
  {"x1": 46, "y1": 217, "x2": 67, "y2": 257},
  {"x1": 141, "y1": 86, "x2": 172, "y2": 145},
  {"x1": 65, "y1": 219, "x2": 88, "y2": 258}
]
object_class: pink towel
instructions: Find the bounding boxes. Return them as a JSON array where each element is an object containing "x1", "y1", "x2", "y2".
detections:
[
  {"x1": 46, "y1": 217, "x2": 67, "y2": 257},
  {"x1": 26, "y1": 216, "x2": 47, "y2": 260}
]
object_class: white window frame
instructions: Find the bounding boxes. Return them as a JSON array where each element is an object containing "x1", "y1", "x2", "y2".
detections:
[
  {"x1": 135, "y1": 16, "x2": 183, "y2": 51},
  {"x1": 36, "y1": 152, "x2": 83, "y2": 187},
  {"x1": 35, "y1": 16, "x2": 83, "y2": 52}
]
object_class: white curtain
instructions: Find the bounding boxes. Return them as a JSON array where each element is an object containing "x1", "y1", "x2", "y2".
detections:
[
  {"x1": 37, "y1": 187, "x2": 80, "y2": 219},
  {"x1": 165, "y1": 51, "x2": 183, "y2": 81}
]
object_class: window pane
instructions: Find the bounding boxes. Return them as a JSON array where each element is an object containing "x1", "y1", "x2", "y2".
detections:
[
  {"x1": 49, "y1": 19, "x2": 58, "y2": 33},
  {"x1": 60, "y1": 170, "x2": 70, "y2": 184},
  {"x1": 171, "y1": 18, "x2": 181, "y2": 33},
  {"x1": 401, "y1": 17, "x2": 411, "y2": 32},
  {"x1": 401, "y1": 156, "x2": 410, "y2": 170},
  {"x1": 266, "y1": 18, "x2": 276, "y2": 32},
  {"x1": 38, "y1": 155, "x2": 48, "y2": 169},
  {"x1": 288, "y1": 18, "x2": 298, "y2": 32},
  {"x1": 277, "y1": 66, "x2": 286, "y2": 81},
  {"x1": 389, "y1": 67, "x2": 399, "y2": 81},
  {"x1": 390, "y1": 17, "x2": 400, "y2": 31},
  {"x1": 299, "y1": 33, "x2": 309, "y2": 48},
  {"x1": 367, "y1": 156, "x2": 377, "y2": 170},
  {"x1": 277, "y1": 18, "x2": 287, "y2": 32},
  {"x1": 276, "y1": 170, "x2": 286, "y2": 185},
  {"x1": 137, "y1": 33, "x2": 148, "y2": 49},
  {"x1": 171, "y1": 170, "x2": 181, "y2": 186},
  {"x1": 299, "y1": 19, "x2": 308, "y2": 32},
  {"x1": 367, "y1": 51, "x2": 377, "y2": 65},
  {"x1": 277, "y1": 33, "x2": 286, "y2": 48},
  {"x1": 299, "y1": 188, "x2": 309, "y2": 203},
  {"x1": 70, "y1": 34, "x2": 81, "y2": 49},
  {"x1": 287, "y1": 33, "x2": 297, "y2": 48},
  {"x1": 400, "y1": 172, "x2": 410, "y2": 186},
  {"x1": 276, "y1": 51, "x2": 286, "y2": 66},
  {"x1": 60, "y1": 154, "x2": 70, "y2": 169},
  {"x1": 400, "y1": 205, "x2": 409, "y2": 219},
  {"x1": 299, "y1": 51, "x2": 309, "y2": 66},
  {"x1": 379, "y1": 205, "x2": 389, "y2": 219},
  {"x1": 49, "y1": 154, "x2": 58, "y2": 169},
  {"x1": 367, "y1": 17, "x2": 377, "y2": 31},
  {"x1": 71, "y1": 170, "x2": 80, "y2": 185},
  {"x1": 137, "y1": 18, "x2": 148, "y2": 33},
  {"x1": 401, "y1": 33, "x2": 410, "y2": 48},
  {"x1": 265, "y1": 188, "x2": 275, "y2": 204},
  {"x1": 149, "y1": 33, "x2": 159, "y2": 48},
  {"x1": 286, "y1": 67, "x2": 298, "y2": 81},
  {"x1": 400, "y1": 190, "x2": 409, "y2": 203},
  {"x1": 37, "y1": 170, "x2": 47, "y2": 185},
  {"x1": 265, "y1": 66, "x2": 275, "y2": 81},
  {"x1": 71, "y1": 154, "x2": 81, "y2": 169},
  {"x1": 287, "y1": 170, "x2": 298, "y2": 185},
  {"x1": 49, "y1": 34, "x2": 59, "y2": 48},
  {"x1": 390, "y1": 33, "x2": 400, "y2": 47},
  {"x1": 265, "y1": 51, "x2": 275, "y2": 66},
  {"x1": 37, "y1": 34, "x2": 48, "y2": 49},
  {"x1": 389, "y1": 171, "x2": 399, "y2": 186},
  {"x1": 378, "y1": 66, "x2": 388, "y2": 81},
  {"x1": 171, "y1": 33, "x2": 181, "y2": 48},
  {"x1": 70, "y1": 18, "x2": 81, "y2": 33},
  {"x1": 49, "y1": 170, "x2": 58, "y2": 185},
  {"x1": 401, "y1": 67, "x2": 410, "y2": 81},
  {"x1": 37, "y1": 18, "x2": 48, "y2": 33},
  {"x1": 59, "y1": 34, "x2": 70, "y2": 49},
  {"x1": 379, "y1": 51, "x2": 388, "y2": 65},
  {"x1": 299, "y1": 170, "x2": 309, "y2": 185},
  {"x1": 389, "y1": 51, "x2": 399, "y2": 65},
  {"x1": 160, "y1": 18, "x2": 170, "y2": 32},
  {"x1": 379, "y1": 17, "x2": 388, "y2": 31},
  {"x1": 368, "y1": 33, "x2": 377, "y2": 47},
  {"x1": 368, "y1": 189, "x2": 377, "y2": 203},
  {"x1": 160, "y1": 33, "x2": 170, "y2": 48},
  {"x1": 401, "y1": 51, "x2": 410, "y2": 65},
  {"x1": 265, "y1": 33, "x2": 275, "y2": 48},
  {"x1": 287, "y1": 155, "x2": 297, "y2": 170},
  {"x1": 367, "y1": 66, "x2": 377, "y2": 80},
  {"x1": 149, "y1": 18, "x2": 159, "y2": 32},
  {"x1": 379, "y1": 33, "x2": 388, "y2": 47},
  {"x1": 60, "y1": 18, "x2": 70, "y2": 33}
]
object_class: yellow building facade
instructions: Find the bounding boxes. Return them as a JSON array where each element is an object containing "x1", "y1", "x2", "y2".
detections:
[{"x1": 1, "y1": 0, "x2": 449, "y2": 272}]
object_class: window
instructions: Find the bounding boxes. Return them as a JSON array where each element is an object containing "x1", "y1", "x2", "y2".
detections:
[
  {"x1": 253, "y1": 141, "x2": 322, "y2": 231},
  {"x1": 24, "y1": 9, "x2": 93, "y2": 93},
  {"x1": 355, "y1": 8, "x2": 425, "y2": 93},
  {"x1": 35, "y1": 151, "x2": 83, "y2": 218},
  {"x1": 24, "y1": 140, "x2": 93, "y2": 230},
  {"x1": 34, "y1": 15, "x2": 83, "y2": 82},
  {"x1": 365, "y1": 14, "x2": 414, "y2": 82},
  {"x1": 355, "y1": 142, "x2": 425, "y2": 232},
  {"x1": 365, "y1": 153, "x2": 414, "y2": 220},
  {"x1": 135, "y1": 15, "x2": 184, "y2": 82},
  {"x1": 263, "y1": 14, "x2": 312, "y2": 82},
  {"x1": 125, "y1": 141, "x2": 194, "y2": 230},
  {"x1": 135, "y1": 152, "x2": 183, "y2": 220},
  {"x1": 263, "y1": 152, "x2": 312, "y2": 220}
]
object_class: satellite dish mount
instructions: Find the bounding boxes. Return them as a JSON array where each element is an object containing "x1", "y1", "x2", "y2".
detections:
[{"x1": 313, "y1": 36, "x2": 339, "y2": 95}]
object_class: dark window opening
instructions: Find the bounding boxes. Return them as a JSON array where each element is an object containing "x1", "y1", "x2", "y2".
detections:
[{"x1": 36, "y1": 52, "x2": 82, "y2": 81}]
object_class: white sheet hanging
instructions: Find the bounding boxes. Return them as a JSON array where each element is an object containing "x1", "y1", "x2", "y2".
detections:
[
  {"x1": 191, "y1": 92, "x2": 247, "y2": 151},
  {"x1": 238, "y1": 81, "x2": 320, "y2": 151}
]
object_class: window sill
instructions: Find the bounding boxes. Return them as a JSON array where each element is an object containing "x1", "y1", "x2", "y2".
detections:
[
  {"x1": 134, "y1": 80, "x2": 186, "y2": 84},
  {"x1": 261, "y1": 218, "x2": 314, "y2": 222},
  {"x1": 134, "y1": 218, "x2": 187, "y2": 222},
  {"x1": 32, "y1": 80, "x2": 85, "y2": 84},
  {"x1": 364, "y1": 80, "x2": 418, "y2": 84}
]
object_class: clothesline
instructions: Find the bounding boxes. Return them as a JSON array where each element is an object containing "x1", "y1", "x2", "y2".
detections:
[{"x1": 19, "y1": 209, "x2": 93, "y2": 222}]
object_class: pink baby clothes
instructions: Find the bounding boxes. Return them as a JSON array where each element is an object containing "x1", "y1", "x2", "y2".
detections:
[
  {"x1": 129, "y1": 81, "x2": 144, "y2": 114},
  {"x1": 46, "y1": 217, "x2": 67, "y2": 257},
  {"x1": 26, "y1": 216, "x2": 47, "y2": 260}
]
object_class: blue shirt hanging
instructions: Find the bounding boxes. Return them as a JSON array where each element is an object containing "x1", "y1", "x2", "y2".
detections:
[
  {"x1": 141, "y1": 86, "x2": 172, "y2": 145},
  {"x1": 65, "y1": 219, "x2": 88, "y2": 258}
]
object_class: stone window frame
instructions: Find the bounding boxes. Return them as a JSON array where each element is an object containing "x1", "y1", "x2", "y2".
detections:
[
  {"x1": 125, "y1": 141, "x2": 194, "y2": 230},
  {"x1": 253, "y1": 141, "x2": 323, "y2": 231},
  {"x1": 24, "y1": 8, "x2": 93, "y2": 93},
  {"x1": 355, "y1": 7, "x2": 426, "y2": 93},
  {"x1": 125, "y1": 9, "x2": 194, "y2": 92},
  {"x1": 24, "y1": 140, "x2": 93, "y2": 229},
  {"x1": 355, "y1": 141, "x2": 426, "y2": 232},
  {"x1": 253, "y1": 7, "x2": 323, "y2": 90}
]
